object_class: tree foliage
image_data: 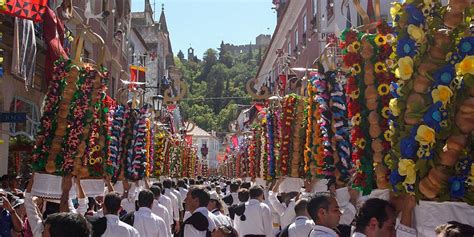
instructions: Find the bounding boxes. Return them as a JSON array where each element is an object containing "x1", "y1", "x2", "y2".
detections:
[{"x1": 176, "y1": 45, "x2": 260, "y2": 135}]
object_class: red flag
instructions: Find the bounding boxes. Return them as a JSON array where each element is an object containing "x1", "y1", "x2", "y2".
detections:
[
  {"x1": 0, "y1": 0, "x2": 48, "y2": 22},
  {"x1": 129, "y1": 65, "x2": 146, "y2": 90},
  {"x1": 231, "y1": 135, "x2": 238, "y2": 148}
]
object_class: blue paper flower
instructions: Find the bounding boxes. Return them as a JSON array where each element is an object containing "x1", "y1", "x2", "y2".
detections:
[
  {"x1": 433, "y1": 65, "x2": 455, "y2": 86},
  {"x1": 400, "y1": 136, "x2": 419, "y2": 158},
  {"x1": 449, "y1": 176, "x2": 466, "y2": 199},
  {"x1": 405, "y1": 4, "x2": 425, "y2": 26},
  {"x1": 390, "y1": 169, "x2": 405, "y2": 187},
  {"x1": 423, "y1": 102, "x2": 446, "y2": 132},
  {"x1": 458, "y1": 37, "x2": 474, "y2": 58},
  {"x1": 397, "y1": 38, "x2": 417, "y2": 57},
  {"x1": 390, "y1": 82, "x2": 401, "y2": 98}
]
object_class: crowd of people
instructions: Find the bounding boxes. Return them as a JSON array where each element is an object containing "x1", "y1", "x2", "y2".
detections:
[{"x1": 1, "y1": 174, "x2": 474, "y2": 237}]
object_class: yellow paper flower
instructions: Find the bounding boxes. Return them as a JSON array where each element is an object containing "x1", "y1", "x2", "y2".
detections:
[
  {"x1": 356, "y1": 138, "x2": 366, "y2": 149},
  {"x1": 415, "y1": 125, "x2": 436, "y2": 146},
  {"x1": 471, "y1": 163, "x2": 474, "y2": 176},
  {"x1": 386, "y1": 34, "x2": 396, "y2": 43},
  {"x1": 375, "y1": 62, "x2": 387, "y2": 73},
  {"x1": 390, "y1": 3, "x2": 402, "y2": 21},
  {"x1": 432, "y1": 85, "x2": 453, "y2": 107},
  {"x1": 456, "y1": 56, "x2": 474, "y2": 75},
  {"x1": 352, "y1": 113, "x2": 361, "y2": 126},
  {"x1": 351, "y1": 41, "x2": 361, "y2": 52},
  {"x1": 375, "y1": 35, "x2": 387, "y2": 46},
  {"x1": 397, "y1": 57, "x2": 414, "y2": 80},
  {"x1": 350, "y1": 89, "x2": 360, "y2": 100},
  {"x1": 384, "y1": 154, "x2": 393, "y2": 169},
  {"x1": 384, "y1": 130, "x2": 393, "y2": 141},
  {"x1": 389, "y1": 98, "x2": 400, "y2": 117},
  {"x1": 386, "y1": 59, "x2": 395, "y2": 68},
  {"x1": 381, "y1": 106, "x2": 390, "y2": 119},
  {"x1": 378, "y1": 83, "x2": 390, "y2": 96},
  {"x1": 398, "y1": 159, "x2": 416, "y2": 185},
  {"x1": 407, "y1": 24, "x2": 426, "y2": 43},
  {"x1": 352, "y1": 64, "x2": 362, "y2": 75}
]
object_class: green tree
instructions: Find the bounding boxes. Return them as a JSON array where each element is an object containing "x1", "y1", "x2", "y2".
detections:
[{"x1": 177, "y1": 50, "x2": 185, "y2": 61}]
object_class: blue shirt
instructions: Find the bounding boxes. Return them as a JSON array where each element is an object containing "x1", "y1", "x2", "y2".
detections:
[{"x1": 0, "y1": 208, "x2": 12, "y2": 237}]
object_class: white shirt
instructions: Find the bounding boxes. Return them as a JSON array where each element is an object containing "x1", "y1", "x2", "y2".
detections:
[
  {"x1": 233, "y1": 199, "x2": 273, "y2": 237},
  {"x1": 164, "y1": 188, "x2": 180, "y2": 221},
  {"x1": 178, "y1": 187, "x2": 188, "y2": 203},
  {"x1": 184, "y1": 207, "x2": 217, "y2": 237},
  {"x1": 230, "y1": 192, "x2": 239, "y2": 205},
  {"x1": 211, "y1": 209, "x2": 233, "y2": 227},
  {"x1": 171, "y1": 188, "x2": 184, "y2": 211},
  {"x1": 133, "y1": 207, "x2": 170, "y2": 237},
  {"x1": 310, "y1": 225, "x2": 338, "y2": 237},
  {"x1": 268, "y1": 191, "x2": 296, "y2": 228},
  {"x1": 102, "y1": 214, "x2": 140, "y2": 237},
  {"x1": 152, "y1": 200, "x2": 172, "y2": 235},
  {"x1": 121, "y1": 198, "x2": 136, "y2": 214},
  {"x1": 351, "y1": 223, "x2": 417, "y2": 237},
  {"x1": 287, "y1": 216, "x2": 315, "y2": 237},
  {"x1": 24, "y1": 192, "x2": 88, "y2": 237},
  {"x1": 159, "y1": 195, "x2": 174, "y2": 224}
]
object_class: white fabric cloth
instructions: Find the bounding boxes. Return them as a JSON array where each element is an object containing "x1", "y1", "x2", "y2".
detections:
[
  {"x1": 152, "y1": 200, "x2": 172, "y2": 235},
  {"x1": 133, "y1": 207, "x2": 170, "y2": 237},
  {"x1": 414, "y1": 201, "x2": 474, "y2": 237},
  {"x1": 234, "y1": 199, "x2": 273, "y2": 237},
  {"x1": 336, "y1": 187, "x2": 356, "y2": 225},
  {"x1": 287, "y1": 216, "x2": 315, "y2": 237},
  {"x1": 211, "y1": 209, "x2": 233, "y2": 227},
  {"x1": 268, "y1": 191, "x2": 296, "y2": 228},
  {"x1": 310, "y1": 225, "x2": 338, "y2": 237},
  {"x1": 183, "y1": 207, "x2": 217, "y2": 237},
  {"x1": 278, "y1": 178, "x2": 304, "y2": 193},
  {"x1": 24, "y1": 192, "x2": 87, "y2": 237},
  {"x1": 171, "y1": 188, "x2": 184, "y2": 211},
  {"x1": 159, "y1": 194, "x2": 174, "y2": 224},
  {"x1": 312, "y1": 179, "x2": 329, "y2": 193},
  {"x1": 121, "y1": 198, "x2": 136, "y2": 214},
  {"x1": 368, "y1": 189, "x2": 390, "y2": 201},
  {"x1": 101, "y1": 214, "x2": 140, "y2": 237},
  {"x1": 164, "y1": 188, "x2": 180, "y2": 221}
]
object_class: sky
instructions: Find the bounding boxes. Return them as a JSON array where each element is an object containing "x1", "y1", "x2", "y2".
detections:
[{"x1": 131, "y1": 0, "x2": 277, "y2": 58}]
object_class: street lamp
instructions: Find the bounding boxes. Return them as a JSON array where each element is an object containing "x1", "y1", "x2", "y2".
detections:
[{"x1": 152, "y1": 94, "x2": 164, "y2": 118}]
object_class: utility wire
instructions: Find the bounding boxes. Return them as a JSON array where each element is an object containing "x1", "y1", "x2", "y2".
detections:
[{"x1": 180, "y1": 96, "x2": 252, "y2": 101}]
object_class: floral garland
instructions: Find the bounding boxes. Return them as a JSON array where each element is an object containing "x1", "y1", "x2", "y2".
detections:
[
  {"x1": 389, "y1": 0, "x2": 473, "y2": 202},
  {"x1": 248, "y1": 130, "x2": 257, "y2": 178},
  {"x1": 106, "y1": 105, "x2": 125, "y2": 180},
  {"x1": 341, "y1": 29, "x2": 374, "y2": 194},
  {"x1": 280, "y1": 95, "x2": 297, "y2": 176},
  {"x1": 83, "y1": 68, "x2": 109, "y2": 177},
  {"x1": 259, "y1": 112, "x2": 268, "y2": 179},
  {"x1": 328, "y1": 71, "x2": 352, "y2": 184},
  {"x1": 152, "y1": 131, "x2": 166, "y2": 177},
  {"x1": 306, "y1": 75, "x2": 324, "y2": 178},
  {"x1": 32, "y1": 59, "x2": 70, "y2": 172},
  {"x1": 145, "y1": 119, "x2": 152, "y2": 177},
  {"x1": 125, "y1": 105, "x2": 149, "y2": 180},
  {"x1": 291, "y1": 96, "x2": 306, "y2": 178},
  {"x1": 266, "y1": 110, "x2": 276, "y2": 178},
  {"x1": 313, "y1": 72, "x2": 336, "y2": 179}
]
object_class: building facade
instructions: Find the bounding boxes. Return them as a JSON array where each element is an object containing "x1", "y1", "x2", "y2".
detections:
[
  {"x1": 186, "y1": 122, "x2": 220, "y2": 169},
  {"x1": 254, "y1": 0, "x2": 391, "y2": 95}
]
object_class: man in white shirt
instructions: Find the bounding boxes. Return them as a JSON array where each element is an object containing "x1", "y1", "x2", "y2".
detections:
[
  {"x1": 171, "y1": 180, "x2": 184, "y2": 213},
  {"x1": 131, "y1": 190, "x2": 170, "y2": 237},
  {"x1": 163, "y1": 179, "x2": 181, "y2": 233},
  {"x1": 234, "y1": 185, "x2": 273, "y2": 237},
  {"x1": 269, "y1": 177, "x2": 297, "y2": 229},
  {"x1": 100, "y1": 192, "x2": 139, "y2": 237},
  {"x1": 182, "y1": 185, "x2": 217, "y2": 237},
  {"x1": 208, "y1": 191, "x2": 233, "y2": 227},
  {"x1": 352, "y1": 198, "x2": 417, "y2": 237},
  {"x1": 222, "y1": 182, "x2": 239, "y2": 206},
  {"x1": 307, "y1": 193, "x2": 341, "y2": 237},
  {"x1": 177, "y1": 179, "x2": 189, "y2": 209},
  {"x1": 279, "y1": 198, "x2": 314, "y2": 237},
  {"x1": 150, "y1": 185, "x2": 172, "y2": 236}
]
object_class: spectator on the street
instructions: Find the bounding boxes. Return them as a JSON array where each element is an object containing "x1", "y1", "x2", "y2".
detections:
[
  {"x1": 0, "y1": 194, "x2": 23, "y2": 237},
  {"x1": 182, "y1": 185, "x2": 217, "y2": 237},
  {"x1": 43, "y1": 212, "x2": 91, "y2": 237},
  {"x1": 307, "y1": 192, "x2": 341, "y2": 237}
]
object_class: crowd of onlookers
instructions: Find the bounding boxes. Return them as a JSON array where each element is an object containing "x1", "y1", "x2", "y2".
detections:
[{"x1": 1, "y1": 174, "x2": 474, "y2": 237}]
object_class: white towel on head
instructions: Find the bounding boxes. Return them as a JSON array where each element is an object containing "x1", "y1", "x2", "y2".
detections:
[
  {"x1": 279, "y1": 177, "x2": 304, "y2": 193},
  {"x1": 312, "y1": 179, "x2": 329, "y2": 193},
  {"x1": 368, "y1": 189, "x2": 390, "y2": 201}
]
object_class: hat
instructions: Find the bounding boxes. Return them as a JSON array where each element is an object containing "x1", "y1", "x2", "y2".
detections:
[
  {"x1": 278, "y1": 177, "x2": 304, "y2": 193},
  {"x1": 209, "y1": 191, "x2": 220, "y2": 201}
]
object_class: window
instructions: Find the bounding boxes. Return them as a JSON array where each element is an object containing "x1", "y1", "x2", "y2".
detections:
[
  {"x1": 288, "y1": 41, "x2": 291, "y2": 56},
  {"x1": 303, "y1": 14, "x2": 307, "y2": 33},
  {"x1": 312, "y1": 0, "x2": 318, "y2": 16},
  {"x1": 9, "y1": 97, "x2": 40, "y2": 140},
  {"x1": 295, "y1": 28, "x2": 299, "y2": 45}
]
